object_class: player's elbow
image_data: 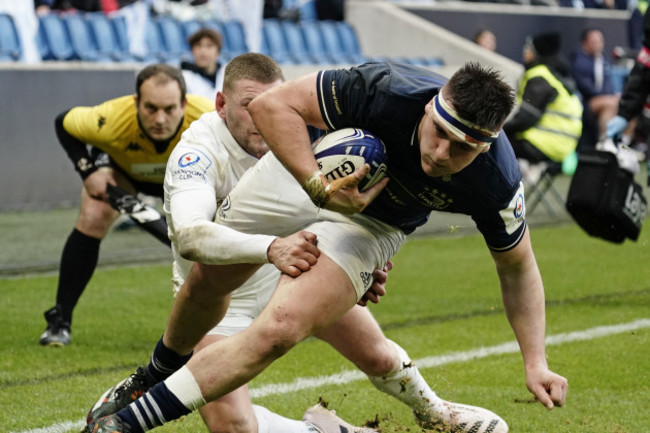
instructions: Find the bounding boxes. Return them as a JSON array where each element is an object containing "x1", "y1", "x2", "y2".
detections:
[{"x1": 175, "y1": 226, "x2": 209, "y2": 262}]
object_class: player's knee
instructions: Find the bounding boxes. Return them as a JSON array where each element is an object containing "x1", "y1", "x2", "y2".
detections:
[
  {"x1": 355, "y1": 340, "x2": 399, "y2": 377},
  {"x1": 77, "y1": 202, "x2": 118, "y2": 235},
  {"x1": 255, "y1": 317, "x2": 305, "y2": 360}
]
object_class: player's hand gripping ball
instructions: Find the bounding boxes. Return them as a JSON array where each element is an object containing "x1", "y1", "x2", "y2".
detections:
[{"x1": 312, "y1": 128, "x2": 388, "y2": 191}]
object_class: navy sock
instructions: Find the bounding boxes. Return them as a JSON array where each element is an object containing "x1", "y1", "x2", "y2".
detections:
[
  {"x1": 117, "y1": 382, "x2": 191, "y2": 432},
  {"x1": 146, "y1": 337, "x2": 193, "y2": 383}
]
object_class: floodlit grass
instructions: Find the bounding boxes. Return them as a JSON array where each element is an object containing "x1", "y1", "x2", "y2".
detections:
[{"x1": 2, "y1": 223, "x2": 649, "y2": 433}]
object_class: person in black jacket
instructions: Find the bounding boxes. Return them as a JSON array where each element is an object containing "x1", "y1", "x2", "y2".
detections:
[{"x1": 606, "y1": 7, "x2": 650, "y2": 169}]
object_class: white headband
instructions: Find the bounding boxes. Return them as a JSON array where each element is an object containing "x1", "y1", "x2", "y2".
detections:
[{"x1": 432, "y1": 93, "x2": 499, "y2": 148}]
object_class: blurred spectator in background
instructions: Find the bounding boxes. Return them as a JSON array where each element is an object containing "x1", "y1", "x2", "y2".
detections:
[
  {"x1": 35, "y1": 0, "x2": 149, "y2": 59},
  {"x1": 505, "y1": 32, "x2": 582, "y2": 176},
  {"x1": 474, "y1": 29, "x2": 497, "y2": 52},
  {"x1": 181, "y1": 28, "x2": 225, "y2": 100},
  {"x1": 0, "y1": 0, "x2": 40, "y2": 62},
  {"x1": 210, "y1": 0, "x2": 263, "y2": 52},
  {"x1": 571, "y1": 28, "x2": 635, "y2": 147},
  {"x1": 315, "y1": 0, "x2": 344, "y2": 20},
  {"x1": 607, "y1": 5, "x2": 650, "y2": 163}
]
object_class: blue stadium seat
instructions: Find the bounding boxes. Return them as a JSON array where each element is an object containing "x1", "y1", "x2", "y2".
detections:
[
  {"x1": 179, "y1": 18, "x2": 202, "y2": 41},
  {"x1": 144, "y1": 18, "x2": 171, "y2": 62},
  {"x1": 0, "y1": 13, "x2": 21, "y2": 61},
  {"x1": 318, "y1": 20, "x2": 364, "y2": 64},
  {"x1": 61, "y1": 13, "x2": 109, "y2": 62},
  {"x1": 334, "y1": 21, "x2": 371, "y2": 63},
  {"x1": 283, "y1": 0, "x2": 318, "y2": 20},
  {"x1": 262, "y1": 19, "x2": 295, "y2": 65},
  {"x1": 298, "y1": 0, "x2": 318, "y2": 21},
  {"x1": 86, "y1": 12, "x2": 135, "y2": 62},
  {"x1": 34, "y1": 21, "x2": 49, "y2": 60},
  {"x1": 156, "y1": 15, "x2": 190, "y2": 63},
  {"x1": 300, "y1": 21, "x2": 337, "y2": 64},
  {"x1": 38, "y1": 14, "x2": 75, "y2": 61},
  {"x1": 221, "y1": 20, "x2": 248, "y2": 59},
  {"x1": 280, "y1": 20, "x2": 317, "y2": 64}
]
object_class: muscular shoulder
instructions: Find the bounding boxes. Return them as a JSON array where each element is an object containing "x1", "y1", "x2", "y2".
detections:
[
  {"x1": 62, "y1": 95, "x2": 136, "y2": 144},
  {"x1": 185, "y1": 94, "x2": 215, "y2": 121}
]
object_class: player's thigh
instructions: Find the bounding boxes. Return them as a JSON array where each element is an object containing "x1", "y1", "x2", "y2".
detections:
[
  {"x1": 252, "y1": 253, "x2": 359, "y2": 343},
  {"x1": 196, "y1": 334, "x2": 257, "y2": 433},
  {"x1": 186, "y1": 262, "x2": 265, "y2": 297},
  {"x1": 205, "y1": 266, "x2": 278, "y2": 337}
]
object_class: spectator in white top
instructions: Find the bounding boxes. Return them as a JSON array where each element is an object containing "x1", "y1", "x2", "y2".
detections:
[{"x1": 181, "y1": 28, "x2": 225, "y2": 101}]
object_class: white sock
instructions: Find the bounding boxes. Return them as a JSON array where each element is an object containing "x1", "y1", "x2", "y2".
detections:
[
  {"x1": 253, "y1": 404, "x2": 317, "y2": 433},
  {"x1": 165, "y1": 365, "x2": 206, "y2": 411},
  {"x1": 367, "y1": 340, "x2": 449, "y2": 420}
]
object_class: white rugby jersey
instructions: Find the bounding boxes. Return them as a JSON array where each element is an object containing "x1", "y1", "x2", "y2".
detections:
[{"x1": 163, "y1": 111, "x2": 276, "y2": 292}]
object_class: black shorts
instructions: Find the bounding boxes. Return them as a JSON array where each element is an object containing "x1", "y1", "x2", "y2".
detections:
[{"x1": 90, "y1": 148, "x2": 164, "y2": 198}]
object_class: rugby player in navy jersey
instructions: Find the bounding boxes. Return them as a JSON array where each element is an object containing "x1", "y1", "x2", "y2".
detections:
[{"x1": 88, "y1": 62, "x2": 567, "y2": 433}]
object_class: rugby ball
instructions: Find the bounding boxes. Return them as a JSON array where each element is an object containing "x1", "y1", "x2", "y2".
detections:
[{"x1": 312, "y1": 128, "x2": 388, "y2": 191}]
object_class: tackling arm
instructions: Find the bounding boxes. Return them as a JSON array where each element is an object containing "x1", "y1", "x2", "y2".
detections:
[{"x1": 490, "y1": 227, "x2": 568, "y2": 409}]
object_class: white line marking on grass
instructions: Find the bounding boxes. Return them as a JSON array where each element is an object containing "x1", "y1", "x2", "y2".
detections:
[
  {"x1": 15, "y1": 420, "x2": 86, "y2": 433},
  {"x1": 250, "y1": 318, "x2": 650, "y2": 398},
  {"x1": 16, "y1": 318, "x2": 650, "y2": 433}
]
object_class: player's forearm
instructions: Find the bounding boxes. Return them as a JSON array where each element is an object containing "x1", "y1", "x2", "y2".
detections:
[
  {"x1": 493, "y1": 232, "x2": 549, "y2": 369},
  {"x1": 501, "y1": 272, "x2": 548, "y2": 370},
  {"x1": 169, "y1": 188, "x2": 275, "y2": 265},
  {"x1": 174, "y1": 219, "x2": 275, "y2": 265}
]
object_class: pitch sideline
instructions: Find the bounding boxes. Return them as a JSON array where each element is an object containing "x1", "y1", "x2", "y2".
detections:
[{"x1": 15, "y1": 318, "x2": 650, "y2": 433}]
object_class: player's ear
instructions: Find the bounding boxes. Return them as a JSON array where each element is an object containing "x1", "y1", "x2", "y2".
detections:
[{"x1": 215, "y1": 91, "x2": 226, "y2": 119}]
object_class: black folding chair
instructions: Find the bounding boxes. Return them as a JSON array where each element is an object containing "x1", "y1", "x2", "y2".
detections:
[{"x1": 524, "y1": 161, "x2": 565, "y2": 215}]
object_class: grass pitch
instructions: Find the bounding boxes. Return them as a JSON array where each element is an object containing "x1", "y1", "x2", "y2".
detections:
[{"x1": 2, "y1": 222, "x2": 649, "y2": 433}]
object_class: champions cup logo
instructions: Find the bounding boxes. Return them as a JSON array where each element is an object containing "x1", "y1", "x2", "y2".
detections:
[
  {"x1": 514, "y1": 193, "x2": 525, "y2": 219},
  {"x1": 179, "y1": 152, "x2": 200, "y2": 168}
]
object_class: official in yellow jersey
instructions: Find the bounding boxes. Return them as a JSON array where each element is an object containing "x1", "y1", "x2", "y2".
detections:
[
  {"x1": 40, "y1": 63, "x2": 214, "y2": 347},
  {"x1": 504, "y1": 32, "x2": 583, "y2": 165}
]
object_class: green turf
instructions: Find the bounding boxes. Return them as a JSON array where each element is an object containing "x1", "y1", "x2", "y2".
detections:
[{"x1": 2, "y1": 223, "x2": 649, "y2": 432}]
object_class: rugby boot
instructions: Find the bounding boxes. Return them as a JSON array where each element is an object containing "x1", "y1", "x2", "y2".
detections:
[
  {"x1": 414, "y1": 400, "x2": 509, "y2": 433},
  {"x1": 302, "y1": 403, "x2": 378, "y2": 433},
  {"x1": 39, "y1": 305, "x2": 70, "y2": 346},
  {"x1": 85, "y1": 414, "x2": 131, "y2": 433},
  {"x1": 86, "y1": 367, "x2": 156, "y2": 425}
]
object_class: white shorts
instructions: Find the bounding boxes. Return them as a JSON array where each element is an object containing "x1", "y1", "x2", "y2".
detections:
[
  {"x1": 216, "y1": 152, "x2": 406, "y2": 300},
  {"x1": 207, "y1": 263, "x2": 280, "y2": 336}
]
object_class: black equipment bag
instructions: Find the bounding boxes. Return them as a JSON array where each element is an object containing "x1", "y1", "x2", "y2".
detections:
[{"x1": 566, "y1": 150, "x2": 647, "y2": 243}]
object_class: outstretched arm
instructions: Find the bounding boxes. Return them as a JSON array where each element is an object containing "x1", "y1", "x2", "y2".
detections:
[{"x1": 490, "y1": 227, "x2": 568, "y2": 409}]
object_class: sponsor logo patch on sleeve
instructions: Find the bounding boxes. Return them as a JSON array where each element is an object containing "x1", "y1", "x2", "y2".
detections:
[
  {"x1": 172, "y1": 148, "x2": 212, "y2": 182},
  {"x1": 499, "y1": 181, "x2": 526, "y2": 235}
]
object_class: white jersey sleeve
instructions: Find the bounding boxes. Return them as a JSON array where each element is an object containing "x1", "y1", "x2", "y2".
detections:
[{"x1": 164, "y1": 112, "x2": 276, "y2": 287}]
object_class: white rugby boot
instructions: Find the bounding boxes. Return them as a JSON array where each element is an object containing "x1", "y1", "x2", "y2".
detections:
[
  {"x1": 302, "y1": 404, "x2": 378, "y2": 433},
  {"x1": 414, "y1": 400, "x2": 508, "y2": 433}
]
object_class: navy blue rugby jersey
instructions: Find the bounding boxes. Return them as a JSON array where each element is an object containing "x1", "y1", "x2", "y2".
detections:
[{"x1": 316, "y1": 62, "x2": 526, "y2": 251}]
